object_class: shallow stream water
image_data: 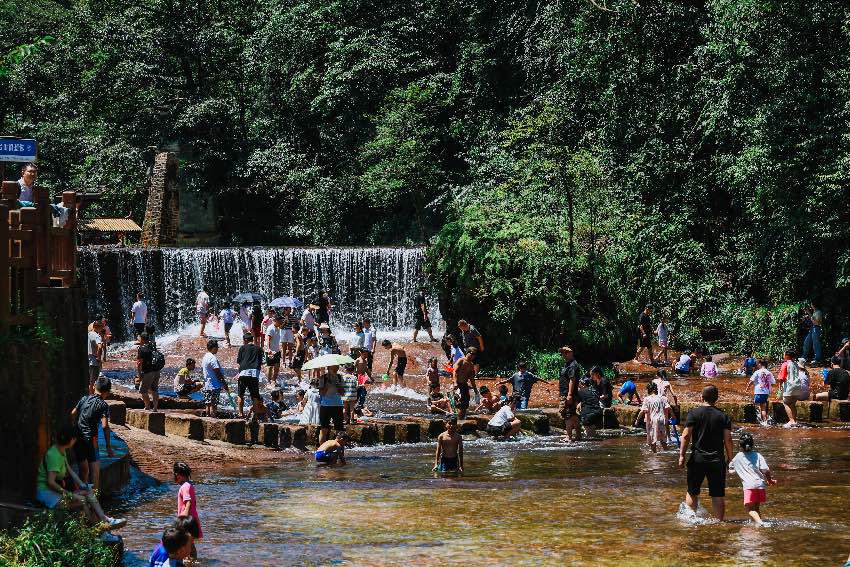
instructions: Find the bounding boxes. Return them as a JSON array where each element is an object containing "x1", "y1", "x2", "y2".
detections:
[{"x1": 115, "y1": 426, "x2": 850, "y2": 566}]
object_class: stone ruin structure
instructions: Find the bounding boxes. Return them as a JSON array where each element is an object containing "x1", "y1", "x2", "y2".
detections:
[{"x1": 141, "y1": 151, "x2": 179, "y2": 247}]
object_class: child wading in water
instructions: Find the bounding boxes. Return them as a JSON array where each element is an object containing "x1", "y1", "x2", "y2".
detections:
[
  {"x1": 748, "y1": 359, "x2": 775, "y2": 425},
  {"x1": 173, "y1": 462, "x2": 202, "y2": 560},
  {"x1": 434, "y1": 416, "x2": 463, "y2": 473},
  {"x1": 727, "y1": 432, "x2": 776, "y2": 525},
  {"x1": 315, "y1": 432, "x2": 348, "y2": 466},
  {"x1": 634, "y1": 382, "x2": 670, "y2": 452}
]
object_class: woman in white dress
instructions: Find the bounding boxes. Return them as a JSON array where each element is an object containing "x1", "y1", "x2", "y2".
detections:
[
  {"x1": 299, "y1": 379, "x2": 321, "y2": 425},
  {"x1": 634, "y1": 382, "x2": 670, "y2": 452}
]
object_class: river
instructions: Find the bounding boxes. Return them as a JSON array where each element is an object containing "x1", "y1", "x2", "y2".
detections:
[{"x1": 113, "y1": 426, "x2": 849, "y2": 566}]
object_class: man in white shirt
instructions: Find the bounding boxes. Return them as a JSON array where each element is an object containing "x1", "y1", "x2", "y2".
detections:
[
  {"x1": 301, "y1": 305, "x2": 317, "y2": 335},
  {"x1": 87, "y1": 320, "x2": 104, "y2": 393},
  {"x1": 265, "y1": 316, "x2": 285, "y2": 385},
  {"x1": 362, "y1": 318, "x2": 377, "y2": 372},
  {"x1": 196, "y1": 287, "x2": 210, "y2": 338},
  {"x1": 486, "y1": 394, "x2": 522, "y2": 440},
  {"x1": 130, "y1": 293, "x2": 148, "y2": 339}
]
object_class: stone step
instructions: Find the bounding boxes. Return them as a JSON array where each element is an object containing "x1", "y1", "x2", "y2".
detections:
[
  {"x1": 199, "y1": 417, "x2": 246, "y2": 445},
  {"x1": 106, "y1": 400, "x2": 126, "y2": 426},
  {"x1": 165, "y1": 414, "x2": 204, "y2": 441},
  {"x1": 126, "y1": 409, "x2": 165, "y2": 435}
]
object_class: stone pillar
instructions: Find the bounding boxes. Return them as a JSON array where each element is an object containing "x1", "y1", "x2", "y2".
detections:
[{"x1": 141, "y1": 152, "x2": 179, "y2": 247}]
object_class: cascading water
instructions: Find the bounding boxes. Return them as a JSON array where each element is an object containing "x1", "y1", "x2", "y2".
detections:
[{"x1": 79, "y1": 247, "x2": 440, "y2": 342}]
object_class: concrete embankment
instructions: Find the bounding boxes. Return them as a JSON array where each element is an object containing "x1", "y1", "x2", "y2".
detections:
[{"x1": 110, "y1": 398, "x2": 850, "y2": 455}]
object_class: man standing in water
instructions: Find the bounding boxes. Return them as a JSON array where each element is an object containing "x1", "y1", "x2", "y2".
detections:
[
  {"x1": 265, "y1": 315, "x2": 284, "y2": 386},
  {"x1": 558, "y1": 346, "x2": 581, "y2": 442},
  {"x1": 678, "y1": 384, "x2": 733, "y2": 521},
  {"x1": 453, "y1": 348, "x2": 479, "y2": 419},
  {"x1": 412, "y1": 287, "x2": 437, "y2": 343},
  {"x1": 458, "y1": 320, "x2": 485, "y2": 373},
  {"x1": 636, "y1": 304, "x2": 655, "y2": 365},
  {"x1": 318, "y1": 365, "x2": 345, "y2": 445},
  {"x1": 130, "y1": 292, "x2": 148, "y2": 340},
  {"x1": 196, "y1": 286, "x2": 210, "y2": 338},
  {"x1": 363, "y1": 318, "x2": 377, "y2": 373},
  {"x1": 381, "y1": 340, "x2": 408, "y2": 388}
]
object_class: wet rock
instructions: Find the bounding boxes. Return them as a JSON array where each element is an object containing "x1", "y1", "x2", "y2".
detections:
[
  {"x1": 458, "y1": 419, "x2": 479, "y2": 435},
  {"x1": 827, "y1": 400, "x2": 850, "y2": 421},
  {"x1": 278, "y1": 425, "x2": 306, "y2": 450},
  {"x1": 602, "y1": 408, "x2": 619, "y2": 429},
  {"x1": 200, "y1": 418, "x2": 246, "y2": 445},
  {"x1": 612, "y1": 405, "x2": 641, "y2": 428},
  {"x1": 392, "y1": 421, "x2": 421, "y2": 443},
  {"x1": 258, "y1": 423, "x2": 278, "y2": 448},
  {"x1": 345, "y1": 424, "x2": 379, "y2": 446},
  {"x1": 471, "y1": 415, "x2": 491, "y2": 431},
  {"x1": 126, "y1": 409, "x2": 165, "y2": 435},
  {"x1": 796, "y1": 401, "x2": 823, "y2": 422},
  {"x1": 515, "y1": 412, "x2": 550, "y2": 435},
  {"x1": 541, "y1": 408, "x2": 565, "y2": 430},
  {"x1": 770, "y1": 402, "x2": 788, "y2": 423},
  {"x1": 305, "y1": 425, "x2": 322, "y2": 448},
  {"x1": 715, "y1": 402, "x2": 758, "y2": 423},
  {"x1": 165, "y1": 414, "x2": 204, "y2": 441},
  {"x1": 106, "y1": 400, "x2": 126, "y2": 426}
]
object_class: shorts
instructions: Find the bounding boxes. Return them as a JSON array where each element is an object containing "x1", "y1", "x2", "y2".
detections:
[
  {"x1": 365, "y1": 350, "x2": 374, "y2": 371},
  {"x1": 139, "y1": 371, "x2": 160, "y2": 395},
  {"x1": 457, "y1": 383, "x2": 470, "y2": 410},
  {"x1": 74, "y1": 436, "x2": 99, "y2": 463},
  {"x1": 176, "y1": 384, "x2": 195, "y2": 397},
  {"x1": 639, "y1": 334, "x2": 652, "y2": 348},
  {"x1": 198, "y1": 312, "x2": 208, "y2": 323},
  {"x1": 224, "y1": 322, "x2": 233, "y2": 334},
  {"x1": 686, "y1": 460, "x2": 726, "y2": 497},
  {"x1": 414, "y1": 315, "x2": 431, "y2": 330},
  {"x1": 238, "y1": 375, "x2": 260, "y2": 400},
  {"x1": 88, "y1": 365, "x2": 101, "y2": 385},
  {"x1": 291, "y1": 351, "x2": 305, "y2": 370},
  {"x1": 744, "y1": 488, "x2": 766, "y2": 505},
  {"x1": 658, "y1": 340, "x2": 668, "y2": 348},
  {"x1": 438, "y1": 456, "x2": 458, "y2": 472},
  {"x1": 356, "y1": 385, "x2": 367, "y2": 409},
  {"x1": 395, "y1": 357, "x2": 407, "y2": 378},
  {"x1": 267, "y1": 351, "x2": 281, "y2": 366},
  {"x1": 134, "y1": 323, "x2": 146, "y2": 336},
  {"x1": 580, "y1": 411, "x2": 603, "y2": 428},
  {"x1": 753, "y1": 394, "x2": 769, "y2": 404},
  {"x1": 203, "y1": 388, "x2": 221, "y2": 407},
  {"x1": 315, "y1": 448, "x2": 340, "y2": 463},
  {"x1": 36, "y1": 488, "x2": 63, "y2": 509},
  {"x1": 282, "y1": 329, "x2": 294, "y2": 343},
  {"x1": 782, "y1": 396, "x2": 798, "y2": 406},
  {"x1": 559, "y1": 396, "x2": 577, "y2": 420},
  {"x1": 487, "y1": 423, "x2": 512, "y2": 437},
  {"x1": 319, "y1": 405, "x2": 344, "y2": 430},
  {"x1": 316, "y1": 310, "x2": 330, "y2": 324}
]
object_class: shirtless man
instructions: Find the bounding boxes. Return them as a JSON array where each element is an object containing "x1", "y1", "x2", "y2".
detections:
[
  {"x1": 381, "y1": 340, "x2": 408, "y2": 388},
  {"x1": 434, "y1": 416, "x2": 463, "y2": 473},
  {"x1": 454, "y1": 348, "x2": 479, "y2": 419}
]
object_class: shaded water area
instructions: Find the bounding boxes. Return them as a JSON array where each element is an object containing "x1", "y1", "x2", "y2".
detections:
[
  {"x1": 115, "y1": 427, "x2": 850, "y2": 566},
  {"x1": 81, "y1": 247, "x2": 438, "y2": 342}
]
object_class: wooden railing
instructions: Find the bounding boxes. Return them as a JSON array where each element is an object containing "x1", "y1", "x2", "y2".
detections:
[{"x1": 0, "y1": 181, "x2": 77, "y2": 332}]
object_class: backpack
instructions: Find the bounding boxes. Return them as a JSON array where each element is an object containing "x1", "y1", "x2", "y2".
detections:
[{"x1": 150, "y1": 345, "x2": 166, "y2": 372}]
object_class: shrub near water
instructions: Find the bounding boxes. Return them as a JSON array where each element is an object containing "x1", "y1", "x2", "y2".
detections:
[{"x1": 0, "y1": 514, "x2": 115, "y2": 567}]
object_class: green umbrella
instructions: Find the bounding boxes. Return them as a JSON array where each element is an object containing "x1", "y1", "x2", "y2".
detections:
[{"x1": 301, "y1": 353, "x2": 355, "y2": 370}]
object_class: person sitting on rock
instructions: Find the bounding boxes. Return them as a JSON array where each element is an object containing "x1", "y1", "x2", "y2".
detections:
[
  {"x1": 429, "y1": 392, "x2": 452, "y2": 414},
  {"x1": 474, "y1": 385, "x2": 501, "y2": 414},
  {"x1": 486, "y1": 394, "x2": 522, "y2": 440}
]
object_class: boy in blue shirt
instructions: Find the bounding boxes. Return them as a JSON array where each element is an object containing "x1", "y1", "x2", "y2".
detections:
[
  {"x1": 617, "y1": 379, "x2": 642, "y2": 405},
  {"x1": 149, "y1": 524, "x2": 192, "y2": 567},
  {"x1": 742, "y1": 351, "x2": 757, "y2": 377}
]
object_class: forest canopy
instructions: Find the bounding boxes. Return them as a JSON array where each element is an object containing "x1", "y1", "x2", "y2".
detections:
[{"x1": 2, "y1": 0, "x2": 849, "y2": 359}]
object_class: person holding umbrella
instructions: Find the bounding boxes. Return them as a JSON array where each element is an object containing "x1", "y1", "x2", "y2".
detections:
[{"x1": 300, "y1": 354, "x2": 355, "y2": 444}]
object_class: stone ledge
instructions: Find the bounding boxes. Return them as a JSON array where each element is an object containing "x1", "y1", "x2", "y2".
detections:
[
  {"x1": 106, "y1": 400, "x2": 126, "y2": 426},
  {"x1": 165, "y1": 414, "x2": 204, "y2": 441},
  {"x1": 200, "y1": 417, "x2": 246, "y2": 445},
  {"x1": 126, "y1": 409, "x2": 165, "y2": 435}
]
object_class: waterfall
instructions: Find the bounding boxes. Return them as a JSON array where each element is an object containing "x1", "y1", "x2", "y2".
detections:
[{"x1": 79, "y1": 247, "x2": 439, "y2": 342}]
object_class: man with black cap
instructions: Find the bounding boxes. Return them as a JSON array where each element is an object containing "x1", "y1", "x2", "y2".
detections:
[
  {"x1": 412, "y1": 287, "x2": 437, "y2": 343},
  {"x1": 636, "y1": 304, "x2": 655, "y2": 365}
]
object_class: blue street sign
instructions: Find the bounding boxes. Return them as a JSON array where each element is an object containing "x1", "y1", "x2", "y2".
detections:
[{"x1": 0, "y1": 138, "x2": 37, "y2": 162}]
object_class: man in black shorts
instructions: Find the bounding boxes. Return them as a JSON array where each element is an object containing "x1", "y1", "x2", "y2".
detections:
[
  {"x1": 558, "y1": 346, "x2": 581, "y2": 442},
  {"x1": 70, "y1": 376, "x2": 114, "y2": 490},
  {"x1": 412, "y1": 287, "x2": 437, "y2": 343},
  {"x1": 236, "y1": 332, "x2": 264, "y2": 418},
  {"x1": 679, "y1": 384, "x2": 733, "y2": 521},
  {"x1": 636, "y1": 304, "x2": 655, "y2": 364},
  {"x1": 453, "y1": 348, "x2": 478, "y2": 419}
]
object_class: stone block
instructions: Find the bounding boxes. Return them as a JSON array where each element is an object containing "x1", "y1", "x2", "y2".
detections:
[
  {"x1": 165, "y1": 414, "x2": 204, "y2": 441},
  {"x1": 770, "y1": 402, "x2": 788, "y2": 424},
  {"x1": 126, "y1": 409, "x2": 165, "y2": 435},
  {"x1": 602, "y1": 407, "x2": 619, "y2": 429},
  {"x1": 279, "y1": 426, "x2": 307, "y2": 450},
  {"x1": 201, "y1": 418, "x2": 246, "y2": 444},
  {"x1": 716, "y1": 402, "x2": 758, "y2": 423},
  {"x1": 515, "y1": 412, "x2": 549, "y2": 434},
  {"x1": 458, "y1": 419, "x2": 479, "y2": 435},
  {"x1": 106, "y1": 400, "x2": 126, "y2": 426},
  {"x1": 259, "y1": 423, "x2": 279, "y2": 448},
  {"x1": 796, "y1": 401, "x2": 823, "y2": 423},
  {"x1": 541, "y1": 408, "x2": 565, "y2": 430},
  {"x1": 374, "y1": 422, "x2": 397, "y2": 444},
  {"x1": 345, "y1": 424, "x2": 379, "y2": 446},
  {"x1": 402, "y1": 417, "x2": 444, "y2": 439},
  {"x1": 612, "y1": 405, "x2": 641, "y2": 428},
  {"x1": 305, "y1": 425, "x2": 322, "y2": 448},
  {"x1": 393, "y1": 421, "x2": 421, "y2": 444},
  {"x1": 828, "y1": 400, "x2": 850, "y2": 421}
]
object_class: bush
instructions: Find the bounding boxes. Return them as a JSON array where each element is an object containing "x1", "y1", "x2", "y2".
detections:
[
  {"x1": 718, "y1": 303, "x2": 802, "y2": 359},
  {"x1": 0, "y1": 513, "x2": 116, "y2": 567}
]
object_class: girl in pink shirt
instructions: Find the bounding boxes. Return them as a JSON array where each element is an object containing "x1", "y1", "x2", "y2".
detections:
[{"x1": 174, "y1": 462, "x2": 202, "y2": 558}]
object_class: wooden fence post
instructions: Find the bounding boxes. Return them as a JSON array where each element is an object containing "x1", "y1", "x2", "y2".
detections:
[
  {"x1": 0, "y1": 204, "x2": 8, "y2": 334},
  {"x1": 18, "y1": 207, "x2": 37, "y2": 312},
  {"x1": 33, "y1": 187, "x2": 50, "y2": 287}
]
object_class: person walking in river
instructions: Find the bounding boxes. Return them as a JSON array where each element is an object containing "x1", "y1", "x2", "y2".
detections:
[
  {"x1": 265, "y1": 315, "x2": 284, "y2": 387},
  {"x1": 173, "y1": 461, "x2": 203, "y2": 559},
  {"x1": 236, "y1": 332, "x2": 264, "y2": 419},
  {"x1": 777, "y1": 351, "x2": 802, "y2": 426},
  {"x1": 656, "y1": 315, "x2": 670, "y2": 364},
  {"x1": 814, "y1": 356, "x2": 850, "y2": 403},
  {"x1": 316, "y1": 290, "x2": 332, "y2": 325},
  {"x1": 635, "y1": 382, "x2": 670, "y2": 452},
  {"x1": 87, "y1": 319, "x2": 104, "y2": 394},
  {"x1": 196, "y1": 287, "x2": 210, "y2": 338},
  {"x1": 218, "y1": 304, "x2": 236, "y2": 347},
  {"x1": 458, "y1": 320, "x2": 485, "y2": 373},
  {"x1": 577, "y1": 377, "x2": 603, "y2": 438},
  {"x1": 130, "y1": 292, "x2": 148, "y2": 340},
  {"x1": 382, "y1": 339, "x2": 409, "y2": 389},
  {"x1": 281, "y1": 307, "x2": 297, "y2": 366},
  {"x1": 559, "y1": 346, "x2": 581, "y2": 442},
  {"x1": 318, "y1": 366, "x2": 345, "y2": 444},
  {"x1": 679, "y1": 384, "x2": 734, "y2": 521},
  {"x1": 412, "y1": 287, "x2": 437, "y2": 343},
  {"x1": 453, "y1": 347, "x2": 479, "y2": 419},
  {"x1": 291, "y1": 323, "x2": 306, "y2": 381},
  {"x1": 636, "y1": 304, "x2": 656, "y2": 365},
  {"x1": 71, "y1": 376, "x2": 115, "y2": 490},
  {"x1": 727, "y1": 432, "x2": 777, "y2": 526}
]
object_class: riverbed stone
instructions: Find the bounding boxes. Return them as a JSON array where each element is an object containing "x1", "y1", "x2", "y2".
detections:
[
  {"x1": 541, "y1": 408, "x2": 565, "y2": 429},
  {"x1": 612, "y1": 405, "x2": 641, "y2": 428},
  {"x1": 345, "y1": 424, "x2": 379, "y2": 446},
  {"x1": 391, "y1": 421, "x2": 421, "y2": 443},
  {"x1": 201, "y1": 418, "x2": 246, "y2": 444},
  {"x1": 126, "y1": 409, "x2": 165, "y2": 435},
  {"x1": 515, "y1": 412, "x2": 550, "y2": 435},
  {"x1": 827, "y1": 400, "x2": 850, "y2": 421},
  {"x1": 165, "y1": 414, "x2": 204, "y2": 441},
  {"x1": 106, "y1": 400, "x2": 126, "y2": 426}
]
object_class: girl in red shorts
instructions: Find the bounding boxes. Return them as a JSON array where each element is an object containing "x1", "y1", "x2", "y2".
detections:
[{"x1": 727, "y1": 432, "x2": 777, "y2": 525}]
